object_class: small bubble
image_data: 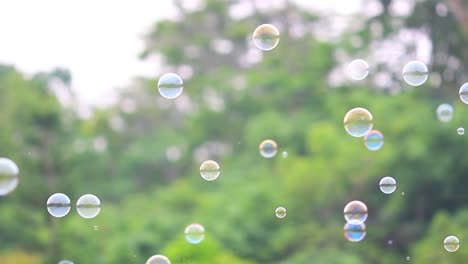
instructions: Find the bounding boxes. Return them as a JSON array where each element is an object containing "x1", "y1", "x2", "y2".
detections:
[
  {"x1": 379, "y1": 176, "x2": 397, "y2": 194},
  {"x1": 444, "y1": 235, "x2": 460, "y2": 252},
  {"x1": 157, "y1": 73, "x2": 184, "y2": 99},
  {"x1": 459, "y1": 83, "x2": 468, "y2": 104},
  {"x1": 184, "y1": 223, "x2": 205, "y2": 244},
  {"x1": 76, "y1": 194, "x2": 101, "y2": 219},
  {"x1": 388, "y1": 240, "x2": 393, "y2": 245},
  {"x1": 346, "y1": 59, "x2": 369, "y2": 80},
  {"x1": 281, "y1": 151, "x2": 288, "y2": 158},
  {"x1": 252, "y1": 24, "x2": 280, "y2": 51},
  {"x1": 259, "y1": 139, "x2": 278, "y2": 158},
  {"x1": 0, "y1": 157, "x2": 19, "y2": 196},
  {"x1": 436, "y1": 103, "x2": 454, "y2": 123},
  {"x1": 401, "y1": 192, "x2": 405, "y2": 196},
  {"x1": 58, "y1": 260, "x2": 74, "y2": 264},
  {"x1": 344, "y1": 222, "x2": 366, "y2": 242},
  {"x1": 364, "y1": 130, "x2": 384, "y2": 151},
  {"x1": 275, "y1": 207, "x2": 287, "y2": 219},
  {"x1": 457, "y1": 127, "x2": 464, "y2": 135},
  {"x1": 344, "y1": 108, "x2": 373, "y2": 137},
  {"x1": 47, "y1": 193, "x2": 71, "y2": 218},
  {"x1": 199, "y1": 160, "x2": 220, "y2": 181},
  {"x1": 146, "y1": 255, "x2": 171, "y2": 264},
  {"x1": 94, "y1": 226, "x2": 99, "y2": 231},
  {"x1": 344, "y1": 201, "x2": 368, "y2": 224},
  {"x1": 402, "y1": 61, "x2": 428, "y2": 86},
  {"x1": 406, "y1": 256, "x2": 410, "y2": 261}
]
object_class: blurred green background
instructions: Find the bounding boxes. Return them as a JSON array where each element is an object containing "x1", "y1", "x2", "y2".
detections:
[{"x1": 1, "y1": 0, "x2": 468, "y2": 263}]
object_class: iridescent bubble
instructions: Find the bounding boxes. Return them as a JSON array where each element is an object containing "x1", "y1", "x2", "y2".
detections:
[
  {"x1": 459, "y1": 83, "x2": 468, "y2": 104},
  {"x1": 199, "y1": 160, "x2": 220, "y2": 181},
  {"x1": 275, "y1": 207, "x2": 287, "y2": 219},
  {"x1": 364, "y1": 130, "x2": 384, "y2": 151},
  {"x1": 444, "y1": 235, "x2": 460, "y2": 252},
  {"x1": 0, "y1": 157, "x2": 19, "y2": 196},
  {"x1": 344, "y1": 200, "x2": 368, "y2": 224},
  {"x1": 259, "y1": 139, "x2": 278, "y2": 158},
  {"x1": 184, "y1": 223, "x2": 205, "y2": 244},
  {"x1": 402, "y1": 61, "x2": 428, "y2": 86},
  {"x1": 457, "y1": 127, "x2": 464, "y2": 135},
  {"x1": 252, "y1": 24, "x2": 280, "y2": 51},
  {"x1": 76, "y1": 194, "x2": 101, "y2": 219},
  {"x1": 157, "y1": 73, "x2": 183, "y2": 99},
  {"x1": 379, "y1": 176, "x2": 397, "y2": 194},
  {"x1": 47, "y1": 193, "x2": 71, "y2": 218},
  {"x1": 146, "y1": 255, "x2": 171, "y2": 264},
  {"x1": 58, "y1": 260, "x2": 74, "y2": 264},
  {"x1": 344, "y1": 222, "x2": 366, "y2": 242},
  {"x1": 346, "y1": 59, "x2": 369, "y2": 80},
  {"x1": 436, "y1": 103, "x2": 454, "y2": 123},
  {"x1": 344, "y1": 107, "x2": 373, "y2": 137}
]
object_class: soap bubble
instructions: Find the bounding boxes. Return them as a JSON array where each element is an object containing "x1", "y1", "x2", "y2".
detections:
[
  {"x1": 76, "y1": 194, "x2": 101, "y2": 219},
  {"x1": 199, "y1": 160, "x2": 220, "y2": 181},
  {"x1": 259, "y1": 139, "x2": 278, "y2": 158},
  {"x1": 346, "y1": 59, "x2": 369, "y2": 80},
  {"x1": 253, "y1": 24, "x2": 280, "y2": 51},
  {"x1": 146, "y1": 255, "x2": 171, "y2": 264},
  {"x1": 457, "y1": 127, "x2": 465, "y2": 135},
  {"x1": 379, "y1": 176, "x2": 397, "y2": 194},
  {"x1": 94, "y1": 226, "x2": 99, "y2": 231},
  {"x1": 436, "y1": 103, "x2": 454, "y2": 123},
  {"x1": 184, "y1": 223, "x2": 205, "y2": 244},
  {"x1": 402, "y1": 61, "x2": 428, "y2": 86},
  {"x1": 0, "y1": 157, "x2": 19, "y2": 196},
  {"x1": 282, "y1": 151, "x2": 288, "y2": 158},
  {"x1": 364, "y1": 130, "x2": 384, "y2": 151},
  {"x1": 344, "y1": 222, "x2": 366, "y2": 242},
  {"x1": 344, "y1": 200, "x2": 368, "y2": 224},
  {"x1": 344, "y1": 107, "x2": 373, "y2": 137},
  {"x1": 58, "y1": 260, "x2": 74, "y2": 264},
  {"x1": 275, "y1": 207, "x2": 287, "y2": 218},
  {"x1": 459, "y1": 83, "x2": 468, "y2": 104},
  {"x1": 47, "y1": 193, "x2": 71, "y2": 218},
  {"x1": 444, "y1": 235, "x2": 460, "y2": 252},
  {"x1": 157, "y1": 73, "x2": 183, "y2": 99}
]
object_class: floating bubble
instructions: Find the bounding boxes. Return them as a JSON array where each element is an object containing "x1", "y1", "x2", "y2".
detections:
[
  {"x1": 436, "y1": 103, "x2": 454, "y2": 123},
  {"x1": 0, "y1": 157, "x2": 19, "y2": 196},
  {"x1": 402, "y1": 61, "x2": 428, "y2": 86},
  {"x1": 47, "y1": 193, "x2": 71, "y2": 218},
  {"x1": 379, "y1": 176, "x2": 397, "y2": 194},
  {"x1": 94, "y1": 226, "x2": 99, "y2": 231},
  {"x1": 364, "y1": 130, "x2": 384, "y2": 151},
  {"x1": 406, "y1": 256, "x2": 410, "y2": 261},
  {"x1": 146, "y1": 255, "x2": 171, "y2": 264},
  {"x1": 459, "y1": 83, "x2": 468, "y2": 104},
  {"x1": 344, "y1": 222, "x2": 366, "y2": 242},
  {"x1": 444, "y1": 235, "x2": 460, "y2": 252},
  {"x1": 199, "y1": 160, "x2": 220, "y2": 181},
  {"x1": 184, "y1": 223, "x2": 205, "y2": 244},
  {"x1": 344, "y1": 201, "x2": 368, "y2": 224},
  {"x1": 457, "y1": 127, "x2": 465, "y2": 135},
  {"x1": 253, "y1": 24, "x2": 280, "y2": 51},
  {"x1": 282, "y1": 151, "x2": 288, "y2": 158},
  {"x1": 346, "y1": 59, "x2": 369, "y2": 80},
  {"x1": 58, "y1": 260, "x2": 74, "y2": 264},
  {"x1": 76, "y1": 194, "x2": 101, "y2": 219},
  {"x1": 344, "y1": 107, "x2": 373, "y2": 137},
  {"x1": 259, "y1": 139, "x2": 278, "y2": 158},
  {"x1": 275, "y1": 207, "x2": 287, "y2": 219},
  {"x1": 157, "y1": 73, "x2": 183, "y2": 99}
]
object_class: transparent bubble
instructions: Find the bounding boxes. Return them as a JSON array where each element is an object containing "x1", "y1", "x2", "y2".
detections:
[
  {"x1": 282, "y1": 151, "x2": 288, "y2": 158},
  {"x1": 344, "y1": 107, "x2": 373, "y2": 137},
  {"x1": 344, "y1": 200, "x2": 368, "y2": 224},
  {"x1": 146, "y1": 255, "x2": 171, "y2": 264},
  {"x1": 457, "y1": 127, "x2": 465, "y2": 135},
  {"x1": 406, "y1": 256, "x2": 410, "y2": 261},
  {"x1": 402, "y1": 61, "x2": 428, "y2": 86},
  {"x1": 379, "y1": 176, "x2": 397, "y2": 194},
  {"x1": 47, "y1": 193, "x2": 71, "y2": 218},
  {"x1": 436, "y1": 103, "x2": 454, "y2": 123},
  {"x1": 459, "y1": 83, "x2": 468, "y2": 104},
  {"x1": 0, "y1": 157, "x2": 19, "y2": 196},
  {"x1": 76, "y1": 194, "x2": 101, "y2": 219},
  {"x1": 157, "y1": 73, "x2": 183, "y2": 99},
  {"x1": 58, "y1": 260, "x2": 74, "y2": 264},
  {"x1": 344, "y1": 222, "x2": 366, "y2": 242},
  {"x1": 275, "y1": 207, "x2": 287, "y2": 219},
  {"x1": 184, "y1": 223, "x2": 205, "y2": 244},
  {"x1": 259, "y1": 139, "x2": 278, "y2": 158},
  {"x1": 94, "y1": 226, "x2": 99, "y2": 231},
  {"x1": 346, "y1": 59, "x2": 369, "y2": 80},
  {"x1": 444, "y1": 235, "x2": 460, "y2": 252},
  {"x1": 364, "y1": 130, "x2": 384, "y2": 151},
  {"x1": 199, "y1": 160, "x2": 220, "y2": 181},
  {"x1": 252, "y1": 24, "x2": 280, "y2": 51}
]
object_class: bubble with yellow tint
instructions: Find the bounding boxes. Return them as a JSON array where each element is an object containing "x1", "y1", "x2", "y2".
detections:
[
  {"x1": 259, "y1": 139, "x2": 278, "y2": 158},
  {"x1": 344, "y1": 108, "x2": 373, "y2": 137},
  {"x1": 253, "y1": 24, "x2": 280, "y2": 51}
]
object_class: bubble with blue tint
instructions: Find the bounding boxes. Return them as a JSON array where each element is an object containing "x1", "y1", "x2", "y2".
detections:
[
  {"x1": 275, "y1": 207, "x2": 287, "y2": 218},
  {"x1": 344, "y1": 200, "x2": 368, "y2": 224},
  {"x1": 459, "y1": 83, "x2": 468, "y2": 104},
  {"x1": 259, "y1": 139, "x2": 278, "y2": 158},
  {"x1": 364, "y1": 130, "x2": 384, "y2": 151},
  {"x1": 379, "y1": 176, "x2": 397, "y2": 194},
  {"x1": 184, "y1": 223, "x2": 205, "y2": 244},
  {"x1": 444, "y1": 235, "x2": 460, "y2": 252},
  {"x1": 402, "y1": 61, "x2": 428, "y2": 86},
  {"x1": 344, "y1": 107, "x2": 373, "y2": 137},
  {"x1": 146, "y1": 255, "x2": 171, "y2": 264},
  {"x1": 344, "y1": 222, "x2": 366, "y2": 242},
  {"x1": 346, "y1": 59, "x2": 369, "y2": 80},
  {"x1": 457, "y1": 127, "x2": 464, "y2": 135},
  {"x1": 200, "y1": 160, "x2": 220, "y2": 181},
  {"x1": 436, "y1": 103, "x2": 454, "y2": 123},
  {"x1": 157, "y1": 73, "x2": 183, "y2": 99},
  {"x1": 47, "y1": 193, "x2": 71, "y2": 218},
  {"x1": 76, "y1": 194, "x2": 101, "y2": 219},
  {"x1": 253, "y1": 24, "x2": 280, "y2": 51},
  {"x1": 0, "y1": 157, "x2": 19, "y2": 196}
]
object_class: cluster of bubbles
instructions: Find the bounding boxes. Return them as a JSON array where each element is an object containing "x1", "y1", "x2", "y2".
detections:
[{"x1": 47, "y1": 193, "x2": 101, "y2": 219}]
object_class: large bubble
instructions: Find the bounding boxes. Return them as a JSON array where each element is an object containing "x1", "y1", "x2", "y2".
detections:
[
  {"x1": 253, "y1": 24, "x2": 280, "y2": 51},
  {"x1": 344, "y1": 108, "x2": 373, "y2": 137}
]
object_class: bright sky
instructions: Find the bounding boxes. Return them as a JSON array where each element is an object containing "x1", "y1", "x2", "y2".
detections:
[{"x1": 0, "y1": 0, "x2": 362, "y2": 107}]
